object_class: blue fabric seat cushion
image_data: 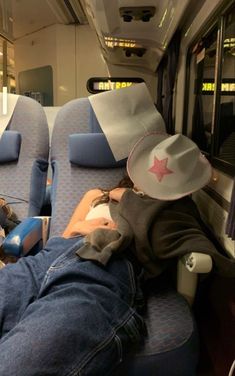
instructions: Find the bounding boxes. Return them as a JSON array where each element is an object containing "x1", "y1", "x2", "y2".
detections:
[
  {"x1": 0, "y1": 131, "x2": 21, "y2": 163},
  {"x1": 89, "y1": 105, "x2": 103, "y2": 133},
  {"x1": 113, "y1": 280, "x2": 198, "y2": 376},
  {"x1": 69, "y1": 133, "x2": 126, "y2": 168}
]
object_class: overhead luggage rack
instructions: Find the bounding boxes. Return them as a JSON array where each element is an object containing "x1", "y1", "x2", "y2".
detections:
[{"x1": 82, "y1": 0, "x2": 191, "y2": 71}]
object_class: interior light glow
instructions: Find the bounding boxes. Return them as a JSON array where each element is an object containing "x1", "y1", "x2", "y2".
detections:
[
  {"x1": 87, "y1": 77, "x2": 144, "y2": 94},
  {"x1": 184, "y1": 26, "x2": 191, "y2": 38},
  {"x1": 94, "y1": 81, "x2": 134, "y2": 91},
  {"x1": 158, "y1": 8, "x2": 168, "y2": 28},
  {"x1": 2, "y1": 86, "x2": 7, "y2": 115},
  {"x1": 9, "y1": 78, "x2": 15, "y2": 87},
  {"x1": 224, "y1": 38, "x2": 235, "y2": 48},
  {"x1": 202, "y1": 81, "x2": 235, "y2": 92},
  {"x1": 169, "y1": 7, "x2": 175, "y2": 20},
  {"x1": 104, "y1": 36, "x2": 140, "y2": 49},
  {"x1": 58, "y1": 86, "x2": 68, "y2": 92}
]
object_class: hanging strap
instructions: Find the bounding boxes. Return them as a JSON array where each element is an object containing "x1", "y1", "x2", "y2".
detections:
[{"x1": 0, "y1": 93, "x2": 19, "y2": 138}]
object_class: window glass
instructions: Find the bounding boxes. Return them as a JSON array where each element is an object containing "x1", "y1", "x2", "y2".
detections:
[
  {"x1": 191, "y1": 27, "x2": 218, "y2": 154},
  {"x1": 7, "y1": 42, "x2": 15, "y2": 93},
  {"x1": 185, "y1": 4, "x2": 235, "y2": 176},
  {"x1": 0, "y1": 37, "x2": 15, "y2": 93},
  {"x1": 217, "y1": 6, "x2": 235, "y2": 166}
]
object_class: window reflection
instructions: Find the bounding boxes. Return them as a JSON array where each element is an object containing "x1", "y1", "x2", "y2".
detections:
[
  {"x1": 218, "y1": 7, "x2": 235, "y2": 166},
  {"x1": 191, "y1": 27, "x2": 217, "y2": 153},
  {"x1": 7, "y1": 42, "x2": 15, "y2": 93},
  {"x1": 0, "y1": 37, "x2": 15, "y2": 93},
  {"x1": 187, "y1": 4, "x2": 235, "y2": 175}
]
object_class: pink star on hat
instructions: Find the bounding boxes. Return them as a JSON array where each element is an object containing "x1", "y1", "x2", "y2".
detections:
[{"x1": 148, "y1": 157, "x2": 173, "y2": 182}]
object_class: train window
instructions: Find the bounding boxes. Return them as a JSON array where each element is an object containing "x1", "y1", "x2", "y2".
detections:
[
  {"x1": 185, "y1": 2, "x2": 235, "y2": 176},
  {"x1": 217, "y1": 8, "x2": 235, "y2": 167},
  {"x1": 7, "y1": 42, "x2": 15, "y2": 93},
  {"x1": 86, "y1": 77, "x2": 144, "y2": 94},
  {"x1": 190, "y1": 27, "x2": 218, "y2": 154},
  {"x1": 0, "y1": 38, "x2": 15, "y2": 93}
]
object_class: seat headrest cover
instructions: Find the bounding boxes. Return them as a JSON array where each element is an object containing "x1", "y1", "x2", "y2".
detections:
[
  {"x1": 69, "y1": 133, "x2": 126, "y2": 168},
  {"x1": 89, "y1": 105, "x2": 103, "y2": 133},
  {"x1": 0, "y1": 131, "x2": 22, "y2": 163}
]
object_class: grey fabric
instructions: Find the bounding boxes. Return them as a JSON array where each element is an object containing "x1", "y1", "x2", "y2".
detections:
[
  {"x1": 0, "y1": 131, "x2": 21, "y2": 163},
  {"x1": 50, "y1": 97, "x2": 197, "y2": 372},
  {"x1": 0, "y1": 95, "x2": 49, "y2": 220}
]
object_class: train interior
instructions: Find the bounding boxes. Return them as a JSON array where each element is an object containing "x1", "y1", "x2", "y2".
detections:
[{"x1": 0, "y1": 0, "x2": 234, "y2": 375}]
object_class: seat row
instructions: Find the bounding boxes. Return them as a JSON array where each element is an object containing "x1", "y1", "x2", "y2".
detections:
[{"x1": 0, "y1": 94, "x2": 200, "y2": 375}]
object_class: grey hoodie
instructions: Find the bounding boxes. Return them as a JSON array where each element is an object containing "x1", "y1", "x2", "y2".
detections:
[{"x1": 76, "y1": 189, "x2": 235, "y2": 278}]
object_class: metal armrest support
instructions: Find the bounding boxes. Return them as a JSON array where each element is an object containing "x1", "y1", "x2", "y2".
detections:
[
  {"x1": 177, "y1": 252, "x2": 213, "y2": 305},
  {"x1": 2, "y1": 216, "x2": 50, "y2": 257}
]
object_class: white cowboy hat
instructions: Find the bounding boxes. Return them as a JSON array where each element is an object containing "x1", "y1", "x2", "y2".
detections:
[{"x1": 127, "y1": 132, "x2": 212, "y2": 200}]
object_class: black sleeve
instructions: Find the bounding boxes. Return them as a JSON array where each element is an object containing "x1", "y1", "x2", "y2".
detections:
[{"x1": 150, "y1": 196, "x2": 235, "y2": 277}]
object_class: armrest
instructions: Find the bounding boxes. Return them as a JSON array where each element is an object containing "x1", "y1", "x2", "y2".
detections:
[
  {"x1": 2, "y1": 216, "x2": 50, "y2": 257},
  {"x1": 181, "y1": 252, "x2": 213, "y2": 273},
  {"x1": 177, "y1": 252, "x2": 213, "y2": 305}
]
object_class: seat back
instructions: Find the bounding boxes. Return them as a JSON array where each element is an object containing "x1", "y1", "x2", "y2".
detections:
[
  {"x1": 0, "y1": 95, "x2": 49, "y2": 221},
  {"x1": 50, "y1": 97, "x2": 125, "y2": 237},
  {"x1": 50, "y1": 97, "x2": 198, "y2": 375}
]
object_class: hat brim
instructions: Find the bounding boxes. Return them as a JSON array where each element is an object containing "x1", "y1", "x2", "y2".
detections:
[{"x1": 127, "y1": 132, "x2": 212, "y2": 200}]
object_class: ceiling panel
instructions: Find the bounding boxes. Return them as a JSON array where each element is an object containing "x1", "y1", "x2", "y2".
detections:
[
  {"x1": 12, "y1": 0, "x2": 60, "y2": 40},
  {"x1": 82, "y1": 0, "x2": 192, "y2": 72}
]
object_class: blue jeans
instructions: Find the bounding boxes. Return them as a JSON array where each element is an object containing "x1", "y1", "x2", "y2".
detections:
[{"x1": 0, "y1": 236, "x2": 145, "y2": 376}]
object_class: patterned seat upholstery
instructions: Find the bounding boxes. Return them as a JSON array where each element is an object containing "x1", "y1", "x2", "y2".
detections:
[
  {"x1": 50, "y1": 97, "x2": 198, "y2": 375},
  {"x1": 0, "y1": 95, "x2": 49, "y2": 220}
]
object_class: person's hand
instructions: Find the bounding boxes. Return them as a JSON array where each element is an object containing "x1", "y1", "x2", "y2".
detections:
[
  {"x1": 63, "y1": 217, "x2": 117, "y2": 238},
  {"x1": 109, "y1": 188, "x2": 127, "y2": 202}
]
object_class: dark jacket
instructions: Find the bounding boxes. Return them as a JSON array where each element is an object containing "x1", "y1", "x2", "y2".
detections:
[{"x1": 76, "y1": 189, "x2": 235, "y2": 278}]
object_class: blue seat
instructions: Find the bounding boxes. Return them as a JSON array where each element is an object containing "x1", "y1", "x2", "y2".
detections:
[
  {"x1": 0, "y1": 94, "x2": 49, "y2": 220},
  {"x1": 50, "y1": 97, "x2": 198, "y2": 375},
  {"x1": 0, "y1": 94, "x2": 49, "y2": 255}
]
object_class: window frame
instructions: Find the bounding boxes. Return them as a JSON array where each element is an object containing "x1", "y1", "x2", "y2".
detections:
[{"x1": 183, "y1": 0, "x2": 235, "y2": 177}]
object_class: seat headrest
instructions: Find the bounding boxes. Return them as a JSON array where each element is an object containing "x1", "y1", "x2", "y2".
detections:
[
  {"x1": 0, "y1": 131, "x2": 22, "y2": 163},
  {"x1": 69, "y1": 133, "x2": 126, "y2": 168}
]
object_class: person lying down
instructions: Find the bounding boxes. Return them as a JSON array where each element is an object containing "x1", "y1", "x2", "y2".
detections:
[{"x1": 0, "y1": 133, "x2": 234, "y2": 376}]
